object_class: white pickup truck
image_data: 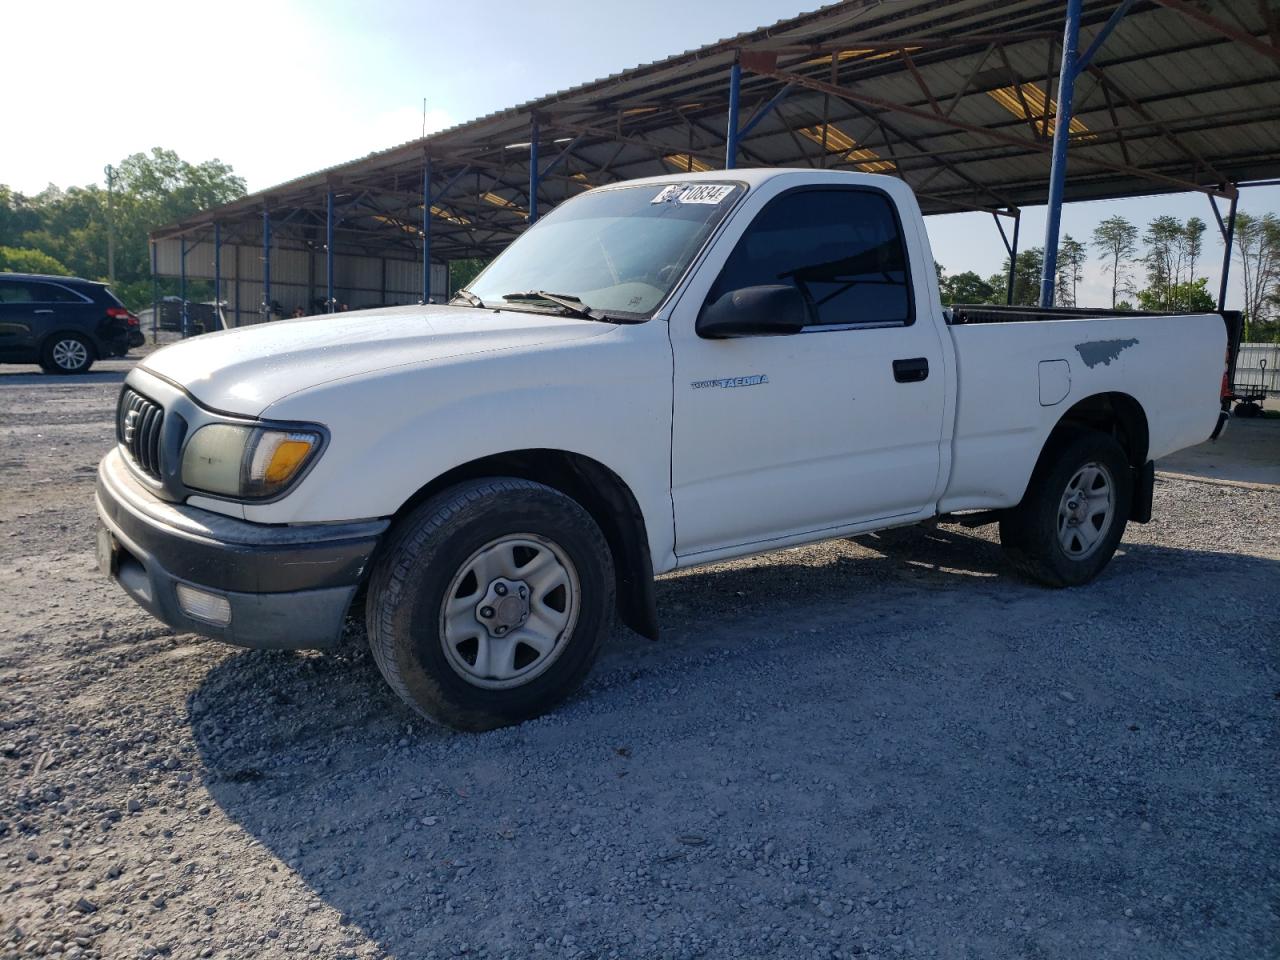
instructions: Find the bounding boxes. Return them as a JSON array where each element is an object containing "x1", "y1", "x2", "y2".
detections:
[{"x1": 96, "y1": 169, "x2": 1229, "y2": 730}]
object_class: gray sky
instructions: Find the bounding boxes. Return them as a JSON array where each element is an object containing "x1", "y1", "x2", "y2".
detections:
[{"x1": 8, "y1": 0, "x2": 1276, "y2": 308}]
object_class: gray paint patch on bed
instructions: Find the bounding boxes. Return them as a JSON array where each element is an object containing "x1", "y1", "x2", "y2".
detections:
[{"x1": 1075, "y1": 338, "x2": 1138, "y2": 368}]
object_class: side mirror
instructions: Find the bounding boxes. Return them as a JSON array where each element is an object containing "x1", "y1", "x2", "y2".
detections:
[{"x1": 696, "y1": 284, "x2": 808, "y2": 339}]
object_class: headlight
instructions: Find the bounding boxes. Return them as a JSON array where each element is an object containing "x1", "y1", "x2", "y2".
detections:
[{"x1": 181, "y1": 424, "x2": 323, "y2": 499}]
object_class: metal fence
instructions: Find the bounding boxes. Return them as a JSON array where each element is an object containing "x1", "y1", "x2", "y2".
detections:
[
  {"x1": 136, "y1": 301, "x2": 227, "y2": 340},
  {"x1": 1236, "y1": 342, "x2": 1280, "y2": 399}
]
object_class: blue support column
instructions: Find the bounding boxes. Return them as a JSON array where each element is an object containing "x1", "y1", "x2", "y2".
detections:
[
  {"x1": 435, "y1": 164, "x2": 471, "y2": 203},
  {"x1": 1077, "y1": 0, "x2": 1135, "y2": 72},
  {"x1": 737, "y1": 82, "x2": 792, "y2": 140},
  {"x1": 1039, "y1": 0, "x2": 1083, "y2": 308},
  {"x1": 179, "y1": 238, "x2": 188, "y2": 338},
  {"x1": 543, "y1": 135, "x2": 584, "y2": 178},
  {"x1": 422, "y1": 158, "x2": 433, "y2": 303},
  {"x1": 213, "y1": 222, "x2": 221, "y2": 330},
  {"x1": 528, "y1": 117, "x2": 540, "y2": 225},
  {"x1": 149, "y1": 240, "x2": 158, "y2": 344},
  {"x1": 262, "y1": 209, "x2": 272, "y2": 320},
  {"x1": 725, "y1": 57, "x2": 742, "y2": 169},
  {"x1": 326, "y1": 191, "x2": 336, "y2": 313}
]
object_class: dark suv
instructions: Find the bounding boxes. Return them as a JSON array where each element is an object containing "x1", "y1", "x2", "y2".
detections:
[{"x1": 0, "y1": 273, "x2": 137, "y2": 374}]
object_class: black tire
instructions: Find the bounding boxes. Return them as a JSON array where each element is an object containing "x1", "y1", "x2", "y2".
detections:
[
  {"x1": 999, "y1": 427, "x2": 1132, "y2": 588},
  {"x1": 366, "y1": 478, "x2": 614, "y2": 731},
  {"x1": 41, "y1": 333, "x2": 95, "y2": 374}
]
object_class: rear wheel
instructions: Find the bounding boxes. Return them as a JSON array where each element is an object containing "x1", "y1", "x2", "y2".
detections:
[
  {"x1": 366, "y1": 478, "x2": 614, "y2": 731},
  {"x1": 999, "y1": 428, "x2": 1132, "y2": 587},
  {"x1": 41, "y1": 334, "x2": 94, "y2": 374}
]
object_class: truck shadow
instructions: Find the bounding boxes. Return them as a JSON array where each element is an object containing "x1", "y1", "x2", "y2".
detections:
[{"x1": 186, "y1": 525, "x2": 1278, "y2": 957}]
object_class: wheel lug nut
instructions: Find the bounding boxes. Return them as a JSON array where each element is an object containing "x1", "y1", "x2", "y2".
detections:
[
  {"x1": 495, "y1": 625, "x2": 507, "y2": 635},
  {"x1": 518, "y1": 587, "x2": 527, "y2": 599},
  {"x1": 479, "y1": 606, "x2": 494, "y2": 618},
  {"x1": 495, "y1": 583, "x2": 508, "y2": 596}
]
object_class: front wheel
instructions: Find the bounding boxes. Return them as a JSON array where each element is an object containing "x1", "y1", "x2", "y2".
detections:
[
  {"x1": 366, "y1": 478, "x2": 614, "y2": 731},
  {"x1": 999, "y1": 428, "x2": 1132, "y2": 587}
]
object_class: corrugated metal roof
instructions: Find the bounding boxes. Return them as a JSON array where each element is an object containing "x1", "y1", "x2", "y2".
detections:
[{"x1": 153, "y1": 0, "x2": 1280, "y2": 265}]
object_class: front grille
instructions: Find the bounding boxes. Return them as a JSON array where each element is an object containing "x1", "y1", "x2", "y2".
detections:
[{"x1": 118, "y1": 388, "x2": 165, "y2": 479}]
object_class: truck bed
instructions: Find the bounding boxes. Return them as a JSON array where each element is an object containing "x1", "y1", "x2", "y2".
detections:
[{"x1": 947, "y1": 305, "x2": 1242, "y2": 388}]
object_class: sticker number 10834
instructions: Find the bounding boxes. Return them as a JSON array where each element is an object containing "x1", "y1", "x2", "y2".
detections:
[{"x1": 651, "y1": 183, "x2": 735, "y2": 205}]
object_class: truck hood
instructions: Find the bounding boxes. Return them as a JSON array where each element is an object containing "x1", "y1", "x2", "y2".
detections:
[{"x1": 139, "y1": 304, "x2": 616, "y2": 415}]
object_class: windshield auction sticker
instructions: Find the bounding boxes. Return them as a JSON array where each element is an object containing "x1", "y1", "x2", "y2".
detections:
[{"x1": 652, "y1": 183, "x2": 735, "y2": 205}]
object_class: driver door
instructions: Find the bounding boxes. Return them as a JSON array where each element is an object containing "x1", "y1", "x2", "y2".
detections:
[{"x1": 669, "y1": 184, "x2": 947, "y2": 558}]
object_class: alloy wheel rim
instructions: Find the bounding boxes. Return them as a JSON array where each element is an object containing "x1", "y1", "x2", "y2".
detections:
[
  {"x1": 439, "y1": 533, "x2": 580, "y2": 689},
  {"x1": 52, "y1": 339, "x2": 88, "y2": 370},
  {"x1": 1056, "y1": 461, "x2": 1115, "y2": 560}
]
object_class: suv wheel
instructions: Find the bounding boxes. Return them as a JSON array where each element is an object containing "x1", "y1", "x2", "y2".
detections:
[
  {"x1": 366, "y1": 478, "x2": 614, "y2": 731},
  {"x1": 42, "y1": 334, "x2": 95, "y2": 374}
]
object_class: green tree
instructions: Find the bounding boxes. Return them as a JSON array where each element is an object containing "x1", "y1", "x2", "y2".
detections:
[
  {"x1": 1184, "y1": 216, "x2": 1206, "y2": 286},
  {"x1": 1092, "y1": 215, "x2": 1139, "y2": 308},
  {"x1": 1139, "y1": 215, "x2": 1214, "y2": 312},
  {"x1": 1136, "y1": 277, "x2": 1214, "y2": 313},
  {"x1": 1141, "y1": 215, "x2": 1185, "y2": 310},
  {"x1": 1233, "y1": 212, "x2": 1280, "y2": 337},
  {"x1": 0, "y1": 148, "x2": 246, "y2": 309},
  {"x1": 988, "y1": 247, "x2": 1044, "y2": 306},
  {"x1": 449, "y1": 257, "x2": 490, "y2": 294},
  {"x1": 1056, "y1": 234, "x2": 1086, "y2": 307},
  {"x1": 940, "y1": 270, "x2": 995, "y2": 305},
  {"x1": 0, "y1": 246, "x2": 71, "y2": 275},
  {"x1": 0, "y1": 186, "x2": 40, "y2": 244}
]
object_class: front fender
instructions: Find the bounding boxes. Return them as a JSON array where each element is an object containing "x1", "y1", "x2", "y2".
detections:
[{"x1": 244, "y1": 326, "x2": 677, "y2": 571}]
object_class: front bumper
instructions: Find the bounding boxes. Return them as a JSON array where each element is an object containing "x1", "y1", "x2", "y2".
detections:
[{"x1": 95, "y1": 448, "x2": 388, "y2": 648}]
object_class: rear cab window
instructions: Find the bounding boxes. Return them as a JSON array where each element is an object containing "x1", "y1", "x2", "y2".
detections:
[{"x1": 708, "y1": 187, "x2": 914, "y2": 329}]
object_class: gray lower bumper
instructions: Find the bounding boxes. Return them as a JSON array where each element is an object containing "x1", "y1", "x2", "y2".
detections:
[
  {"x1": 106, "y1": 537, "x2": 358, "y2": 648},
  {"x1": 95, "y1": 449, "x2": 388, "y2": 649}
]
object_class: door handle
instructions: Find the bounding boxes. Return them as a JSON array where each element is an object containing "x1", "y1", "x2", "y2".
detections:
[
  {"x1": 893, "y1": 357, "x2": 929, "y2": 383},
  {"x1": 33, "y1": 309, "x2": 55, "y2": 315}
]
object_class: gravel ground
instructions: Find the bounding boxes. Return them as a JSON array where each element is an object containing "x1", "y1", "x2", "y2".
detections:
[{"x1": 1, "y1": 361, "x2": 1277, "y2": 960}]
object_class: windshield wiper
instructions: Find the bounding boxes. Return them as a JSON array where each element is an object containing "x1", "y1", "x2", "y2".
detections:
[
  {"x1": 450, "y1": 287, "x2": 485, "y2": 308},
  {"x1": 500, "y1": 290, "x2": 635, "y2": 324}
]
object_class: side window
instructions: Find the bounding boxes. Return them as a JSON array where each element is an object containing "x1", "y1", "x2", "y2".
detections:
[
  {"x1": 26, "y1": 282, "x2": 82, "y2": 303},
  {"x1": 45, "y1": 284, "x2": 86, "y2": 303},
  {"x1": 0, "y1": 280, "x2": 29, "y2": 302},
  {"x1": 707, "y1": 188, "x2": 913, "y2": 327},
  {"x1": 0, "y1": 281, "x2": 37, "y2": 304}
]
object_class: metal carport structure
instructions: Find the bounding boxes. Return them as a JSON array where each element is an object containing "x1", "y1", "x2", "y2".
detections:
[{"x1": 150, "y1": 0, "x2": 1280, "y2": 328}]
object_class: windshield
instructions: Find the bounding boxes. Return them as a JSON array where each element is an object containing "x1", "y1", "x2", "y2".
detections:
[{"x1": 466, "y1": 181, "x2": 744, "y2": 319}]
